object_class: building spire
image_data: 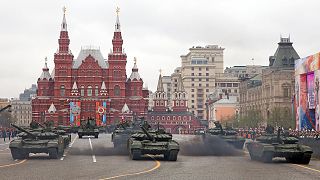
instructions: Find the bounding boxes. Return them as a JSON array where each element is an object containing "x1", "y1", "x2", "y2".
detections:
[
  {"x1": 156, "y1": 71, "x2": 164, "y2": 92},
  {"x1": 115, "y1": 7, "x2": 121, "y2": 32},
  {"x1": 39, "y1": 57, "x2": 52, "y2": 80},
  {"x1": 61, "y1": 6, "x2": 67, "y2": 31}
]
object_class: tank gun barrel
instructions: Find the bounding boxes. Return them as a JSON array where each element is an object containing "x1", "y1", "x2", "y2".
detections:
[
  {"x1": 139, "y1": 124, "x2": 155, "y2": 141},
  {"x1": 10, "y1": 123, "x2": 37, "y2": 139},
  {"x1": 37, "y1": 122, "x2": 46, "y2": 129}
]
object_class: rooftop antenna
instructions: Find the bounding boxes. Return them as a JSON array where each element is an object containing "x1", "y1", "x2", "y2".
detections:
[{"x1": 251, "y1": 58, "x2": 255, "y2": 66}]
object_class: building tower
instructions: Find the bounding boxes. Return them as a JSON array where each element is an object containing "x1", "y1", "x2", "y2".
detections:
[
  {"x1": 172, "y1": 74, "x2": 188, "y2": 112},
  {"x1": 37, "y1": 57, "x2": 54, "y2": 97},
  {"x1": 153, "y1": 72, "x2": 167, "y2": 112},
  {"x1": 53, "y1": 7, "x2": 74, "y2": 98},
  {"x1": 126, "y1": 58, "x2": 143, "y2": 97},
  {"x1": 108, "y1": 7, "x2": 127, "y2": 110}
]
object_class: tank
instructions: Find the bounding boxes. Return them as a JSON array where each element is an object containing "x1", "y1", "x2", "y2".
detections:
[
  {"x1": 246, "y1": 127, "x2": 313, "y2": 164},
  {"x1": 111, "y1": 122, "x2": 140, "y2": 148},
  {"x1": 78, "y1": 118, "x2": 99, "y2": 138},
  {"x1": 127, "y1": 125, "x2": 180, "y2": 161},
  {"x1": 9, "y1": 124, "x2": 64, "y2": 159},
  {"x1": 38, "y1": 122, "x2": 71, "y2": 149},
  {"x1": 203, "y1": 121, "x2": 245, "y2": 149}
]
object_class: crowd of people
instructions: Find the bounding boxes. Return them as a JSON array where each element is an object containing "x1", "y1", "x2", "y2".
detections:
[
  {"x1": 0, "y1": 128, "x2": 17, "y2": 142},
  {"x1": 288, "y1": 129, "x2": 320, "y2": 139},
  {"x1": 236, "y1": 127, "x2": 320, "y2": 140}
]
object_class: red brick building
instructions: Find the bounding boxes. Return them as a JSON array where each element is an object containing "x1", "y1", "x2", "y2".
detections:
[
  {"x1": 32, "y1": 9, "x2": 148, "y2": 126},
  {"x1": 147, "y1": 73, "x2": 204, "y2": 134}
]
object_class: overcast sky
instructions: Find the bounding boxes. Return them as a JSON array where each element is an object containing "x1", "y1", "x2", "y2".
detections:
[{"x1": 1, "y1": 0, "x2": 320, "y2": 98}]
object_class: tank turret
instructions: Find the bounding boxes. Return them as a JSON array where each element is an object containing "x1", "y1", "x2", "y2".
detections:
[
  {"x1": 214, "y1": 121, "x2": 223, "y2": 134},
  {"x1": 139, "y1": 124, "x2": 155, "y2": 142},
  {"x1": 11, "y1": 123, "x2": 37, "y2": 139}
]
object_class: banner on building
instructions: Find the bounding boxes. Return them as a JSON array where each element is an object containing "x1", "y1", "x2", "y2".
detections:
[
  {"x1": 70, "y1": 101, "x2": 81, "y2": 126},
  {"x1": 96, "y1": 101, "x2": 107, "y2": 125}
]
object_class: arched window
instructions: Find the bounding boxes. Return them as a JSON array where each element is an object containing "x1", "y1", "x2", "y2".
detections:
[
  {"x1": 114, "y1": 85, "x2": 120, "y2": 96},
  {"x1": 80, "y1": 86, "x2": 84, "y2": 96},
  {"x1": 60, "y1": 85, "x2": 65, "y2": 96},
  {"x1": 95, "y1": 85, "x2": 99, "y2": 96},
  {"x1": 87, "y1": 86, "x2": 92, "y2": 96}
]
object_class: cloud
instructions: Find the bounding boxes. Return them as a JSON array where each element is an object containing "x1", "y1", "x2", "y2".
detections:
[{"x1": 0, "y1": 0, "x2": 320, "y2": 97}]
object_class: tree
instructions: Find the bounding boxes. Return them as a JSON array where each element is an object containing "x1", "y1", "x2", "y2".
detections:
[
  {"x1": 236, "y1": 109, "x2": 262, "y2": 128},
  {"x1": 267, "y1": 107, "x2": 294, "y2": 129}
]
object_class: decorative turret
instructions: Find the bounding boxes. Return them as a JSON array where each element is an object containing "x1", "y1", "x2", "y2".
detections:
[
  {"x1": 38, "y1": 57, "x2": 52, "y2": 81},
  {"x1": 71, "y1": 82, "x2": 79, "y2": 96},
  {"x1": 128, "y1": 57, "x2": 142, "y2": 81},
  {"x1": 100, "y1": 81, "x2": 108, "y2": 96},
  {"x1": 153, "y1": 71, "x2": 167, "y2": 112},
  {"x1": 37, "y1": 57, "x2": 54, "y2": 96},
  {"x1": 172, "y1": 74, "x2": 187, "y2": 112}
]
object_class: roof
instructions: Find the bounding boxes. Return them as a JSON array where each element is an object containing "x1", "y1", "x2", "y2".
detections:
[
  {"x1": 72, "y1": 48, "x2": 108, "y2": 69},
  {"x1": 269, "y1": 37, "x2": 300, "y2": 68},
  {"x1": 39, "y1": 62, "x2": 52, "y2": 80},
  {"x1": 128, "y1": 60, "x2": 142, "y2": 81},
  {"x1": 214, "y1": 97, "x2": 237, "y2": 104}
]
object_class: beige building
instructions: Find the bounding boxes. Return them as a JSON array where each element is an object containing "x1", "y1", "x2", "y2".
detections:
[
  {"x1": 180, "y1": 45, "x2": 224, "y2": 119},
  {"x1": 239, "y1": 37, "x2": 299, "y2": 125},
  {"x1": 215, "y1": 73, "x2": 240, "y2": 102},
  {"x1": 11, "y1": 100, "x2": 32, "y2": 126},
  {"x1": 225, "y1": 65, "x2": 268, "y2": 79},
  {"x1": 0, "y1": 98, "x2": 10, "y2": 109}
]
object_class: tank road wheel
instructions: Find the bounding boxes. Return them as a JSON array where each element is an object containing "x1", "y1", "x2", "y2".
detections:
[
  {"x1": 10, "y1": 148, "x2": 25, "y2": 160},
  {"x1": 48, "y1": 148, "x2": 58, "y2": 159},
  {"x1": 167, "y1": 150, "x2": 178, "y2": 161},
  {"x1": 130, "y1": 149, "x2": 141, "y2": 160},
  {"x1": 78, "y1": 134, "x2": 82, "y2": 139},
  {"x1": 95, "y1": 133, "x2": 99, "y2": 138},
  {"x1": 298, "y1": 153, "x2": 311, "y2": 164},
  {"x1": 261, "y1": 152, "x2": 273, "y2": 163}
]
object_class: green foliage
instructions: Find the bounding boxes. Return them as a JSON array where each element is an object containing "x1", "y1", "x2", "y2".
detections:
[
  {"x1": 236, "y1": 110, "x2": 262, "y2": 128},
  {"x1": 267, "y1": 107, "x2": 295, "y2": 129}
]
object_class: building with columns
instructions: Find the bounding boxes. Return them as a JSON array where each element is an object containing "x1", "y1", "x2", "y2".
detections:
[{"x1": 32, "y1": 8, "x2": 149, "y2": 126}]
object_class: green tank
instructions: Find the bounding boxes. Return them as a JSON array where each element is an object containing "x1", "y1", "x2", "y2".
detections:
[
  {"x1": 78, "y1": 118, "x2": 99, "y2": 138},
  {"x1": 9, "y1": 124, "x2": 64, "y2": 159},
  {"x1": 111, "y1": 122, "x2": 140, "y2": 148},
  {"x1": 37, "y1": 122, "x2": 71, "y2": 148},
  {"x1": 247, "y1": 127, "x2": 313, "y2": 164},
  {"x1": 203, "y1": 121, "x2": 245, "y2": 149},
  {"x1": 127, "y1": 125, "x2": 179, "y2": 161}
]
